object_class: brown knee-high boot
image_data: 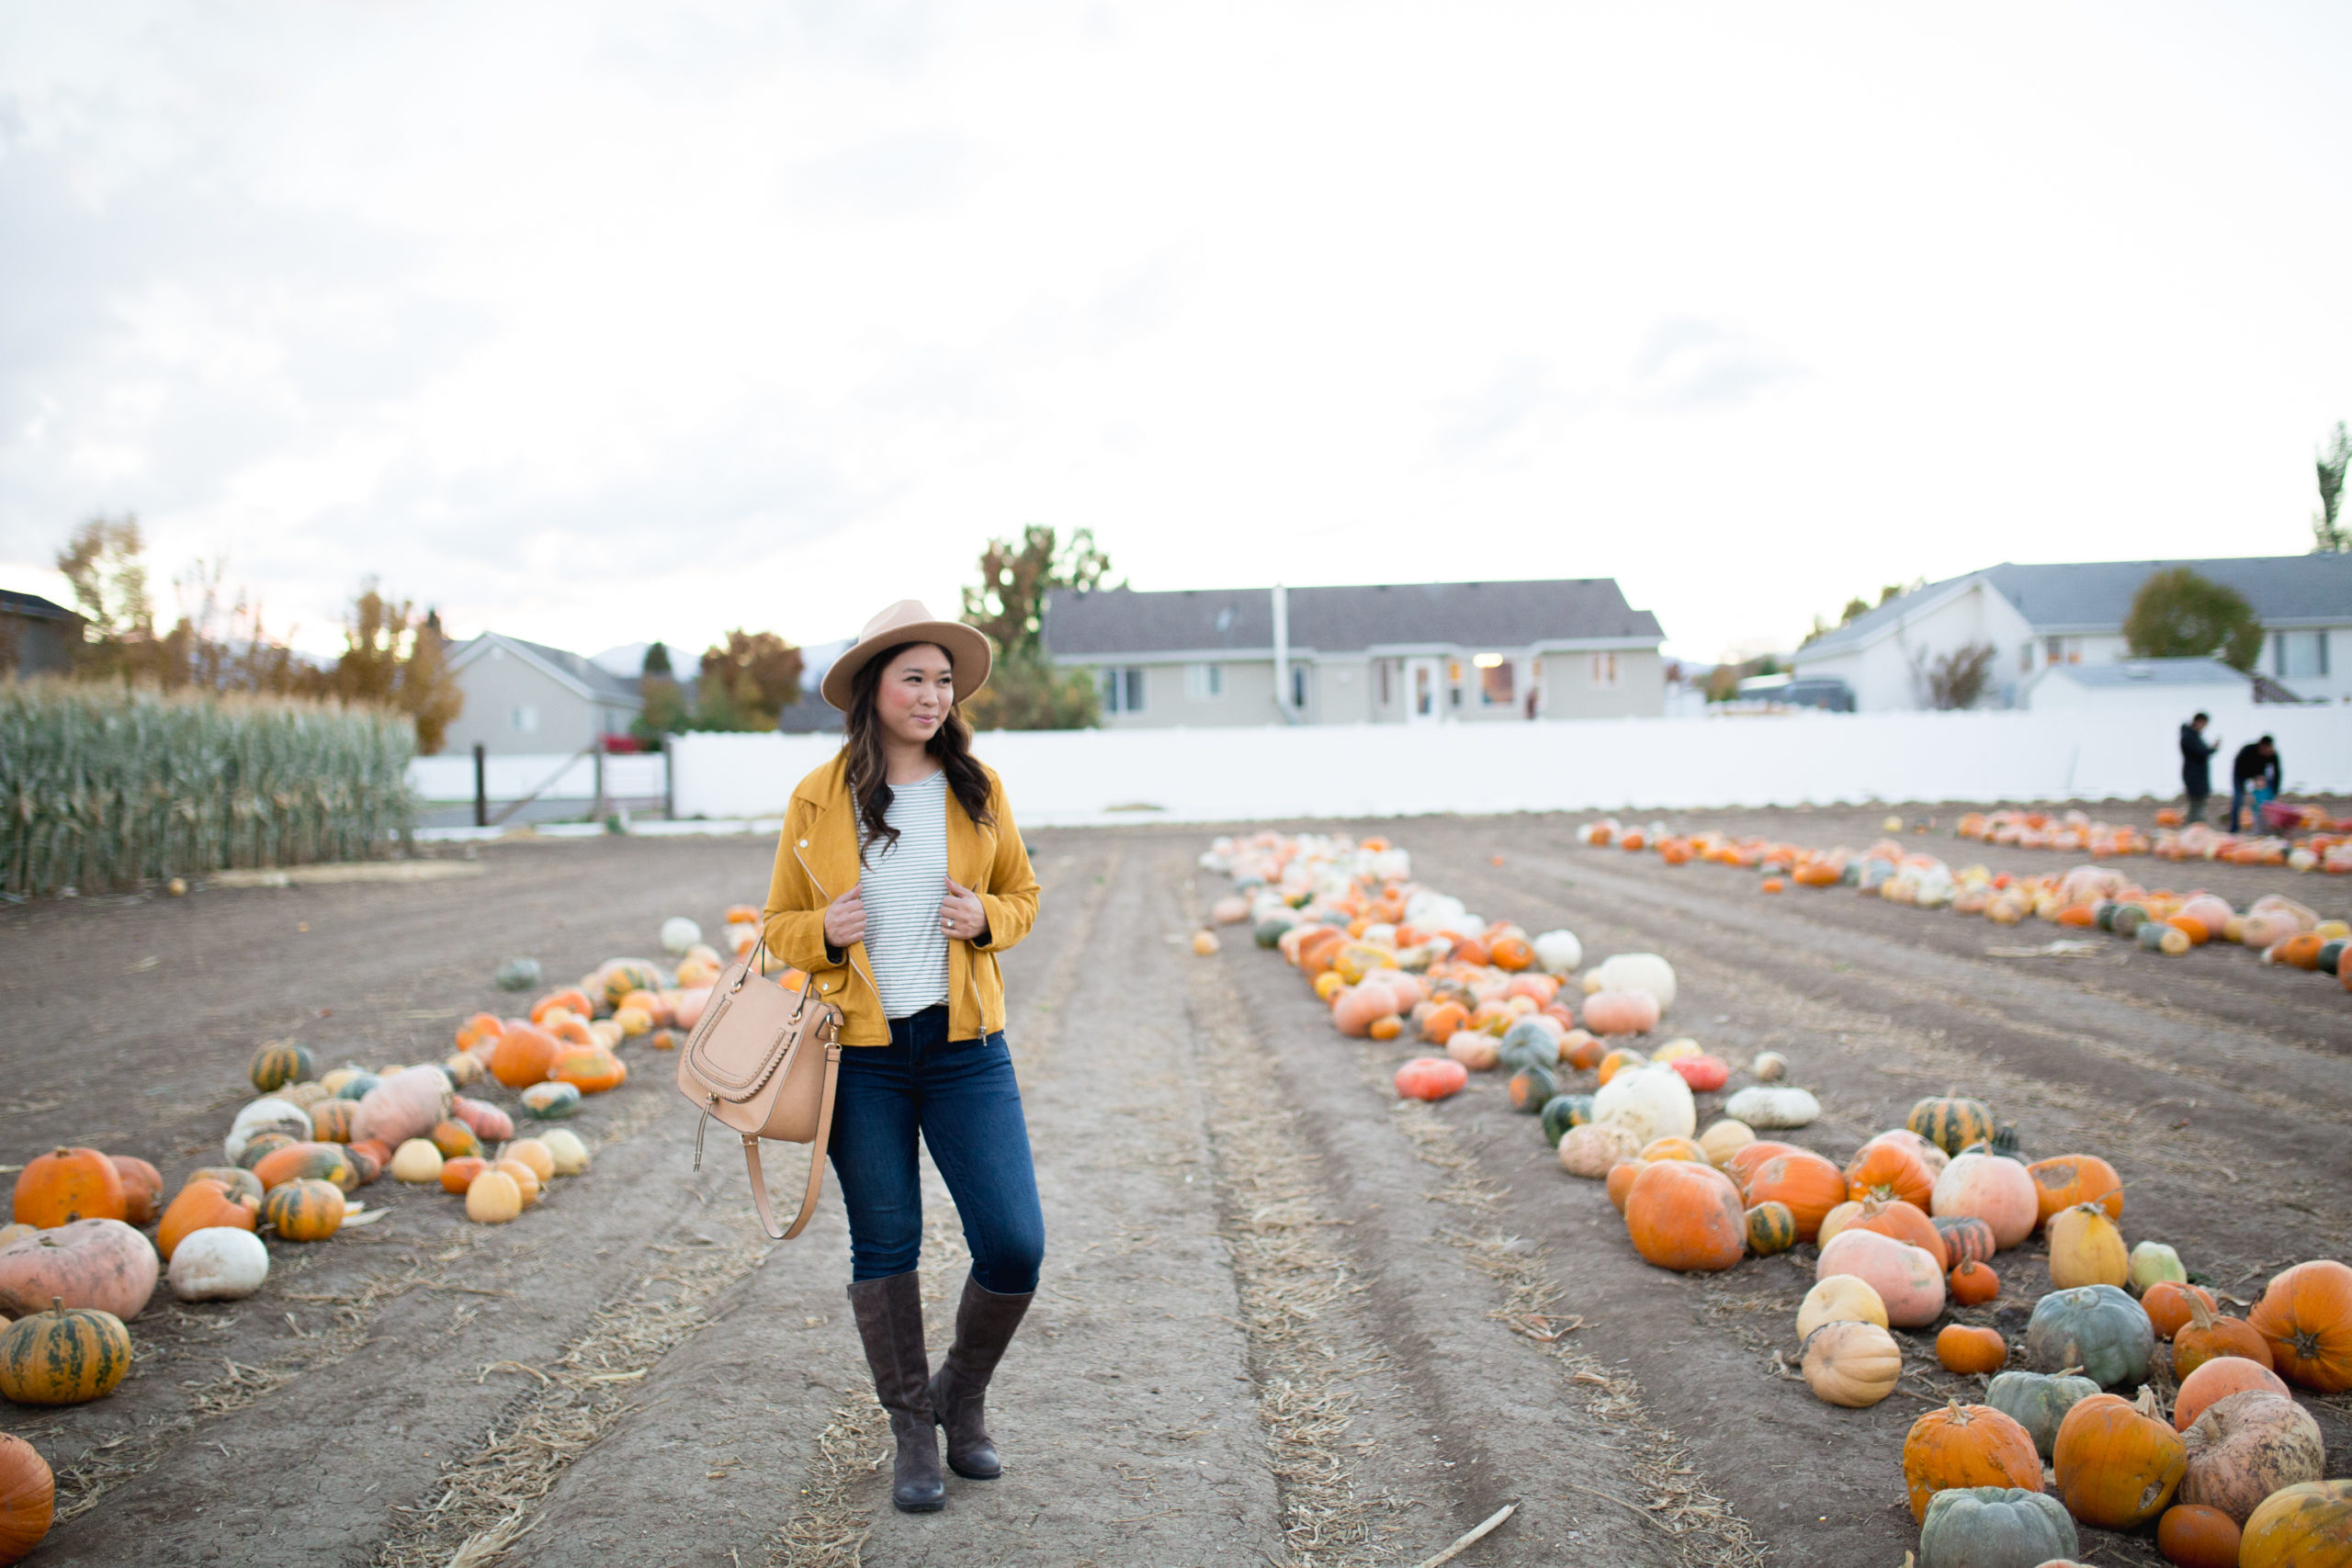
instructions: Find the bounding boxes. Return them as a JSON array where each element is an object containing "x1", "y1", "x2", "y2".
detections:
[
  {"x1": 928, "y1": 1274, "x2": 1033, "y2": 1480},
  {"x1": 846, "y1": 1272, "x2": 945, "y2": 1512}
]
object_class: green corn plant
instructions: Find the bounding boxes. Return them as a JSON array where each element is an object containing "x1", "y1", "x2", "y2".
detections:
[{"x1": 0, "y1": 681, "x2": 418, "y2": 897}]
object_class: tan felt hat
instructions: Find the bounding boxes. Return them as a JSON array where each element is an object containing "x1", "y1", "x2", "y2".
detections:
[{"x1": 820, "y1": 599, "x2": 992, "y2": 711}]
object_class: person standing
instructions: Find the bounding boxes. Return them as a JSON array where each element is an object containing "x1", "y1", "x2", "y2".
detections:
[
  {"x1": 2178, "y1": 712, "x2": 2216, "y2": 824},
  {"x1": 760, "y1": 601, "x2": 1045, "y2": 1514},
  {"x1": 2229, "y1": 734, "x2": 2282, "y2": 832}
]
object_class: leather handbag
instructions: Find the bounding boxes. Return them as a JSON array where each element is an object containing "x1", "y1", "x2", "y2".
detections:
[{"x1": 674, "y1": 939, "x2": 843, "y2": 1241}]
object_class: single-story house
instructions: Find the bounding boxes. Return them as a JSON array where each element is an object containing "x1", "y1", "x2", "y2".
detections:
[
  {"x1": 1791, "y1": 556, "x2": 2352, "y2": 711},
  {"x1": 2016, "y1": 656, "x2": 2294, "y2": 716},
  {"x1": 1041, "y1": 580, "x2": 1667, "y2": 726},
  {"x1": 444, "y1": 632, "x2": 644, "y2": 755},
  {"x1": 1, "y1": 590, "x2": 82, "y2": 679}
]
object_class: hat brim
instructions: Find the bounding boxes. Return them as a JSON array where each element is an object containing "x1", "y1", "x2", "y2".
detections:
[{"x1": 820, "y1": 620, "x2": 993, "y2": 711}]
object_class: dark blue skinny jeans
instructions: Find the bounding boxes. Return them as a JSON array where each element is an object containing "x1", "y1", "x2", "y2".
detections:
[{"x1": 827, "y1": 1004, "x2": 1045, "y2": 1295}]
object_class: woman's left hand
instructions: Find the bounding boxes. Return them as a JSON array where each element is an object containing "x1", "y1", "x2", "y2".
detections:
[{"x1": 941, "y1": 877, "x2": 989, "y2": 944}]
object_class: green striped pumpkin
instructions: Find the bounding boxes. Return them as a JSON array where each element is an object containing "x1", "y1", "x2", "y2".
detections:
[
  {"x1": 1506, "y1": 1066, "x2": 1556, "y2": 1113},
  {"x1": 181, "y1": 1167, "x2": 264, "y2": 1204},
  {"x1": 308, "y1": 1100, "x2": 358, "y2": 1143},
  {"x1": 520, "y1": 1081, "x2": 582, "y2": 1120},
  {"x1": 600, "y1": 961, "x2": 665, "y2": 1008},
  {"x1": 1933, "y1": 1215, "x2": 1998, "y2": 1269},
  {"x1": 1907, "y1": 1096, "x2": 1997, "y2": 1156},
  {"x1": 262, "y1": 1179, "x2": 345, "y2": 1242},
  {"x1": 1745, "y1": 1201, "x2": 1797, "y2": 1256},
  {"x1": 1540, "y1": 1094, "x2": 1595, "y2": 1146},
  {"x1": 249, "y1": 1043, "x2": 314, "y2": 1094},
  {"x1": 0, "y1": 1299, "x2": 131, "y2": 1404},
  {"x1": 234, "y1": 1131, "x2": 298, "y2": 1171}
]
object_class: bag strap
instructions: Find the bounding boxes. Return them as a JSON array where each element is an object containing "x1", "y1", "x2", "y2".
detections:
[{"x1": 741, "y1": 1041, "x2": 842, "y2": 1241}]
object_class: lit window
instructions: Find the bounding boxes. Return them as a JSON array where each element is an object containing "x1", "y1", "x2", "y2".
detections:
[
  {"x1": 1187, "y1": 662, "x2": 1223, "y2": 700},
  {"x1": 1480, "y1": 658, "x2": 1515, "y2": 705}
]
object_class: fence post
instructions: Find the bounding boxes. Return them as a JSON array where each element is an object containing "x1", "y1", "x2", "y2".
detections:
[
  {"x1": 662, "y1": 739, "x2": 675, "y2": 820},
  {"x1": 592, "y1": 745, "x2": 606, "y2": 823},
  {"x1": 472, "y1": 744, "x2": 487, "y2": 828}
]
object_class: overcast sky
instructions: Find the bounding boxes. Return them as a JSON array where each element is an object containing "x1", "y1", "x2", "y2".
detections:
[{"x1": 4, "y1": 2, "x2": 2348, "y2": 667}]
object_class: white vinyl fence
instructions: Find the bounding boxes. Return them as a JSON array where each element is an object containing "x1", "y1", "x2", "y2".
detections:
[
  {"x1": 408, "y1": 751, "x2": 668, "y2": 805},
  {"x1": 664, "y1": 707, "x2": 2352, "y2": 828}
]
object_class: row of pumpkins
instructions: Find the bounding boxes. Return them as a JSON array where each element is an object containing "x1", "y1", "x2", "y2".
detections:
[
  {"x1": 1953, "y1": 805, "x2": 2352, "y2": 874},
  {"x1": 0, "y1": 909, "x2": 764, "y2": 1563},
  {"x1": 1201, "y1": 830, "x2": 2352, "y2": 1568}
]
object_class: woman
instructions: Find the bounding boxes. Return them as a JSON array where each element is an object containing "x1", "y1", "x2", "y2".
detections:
[{"x1": 759, "y1": 600, "x2": 1045, "y2": 1514}]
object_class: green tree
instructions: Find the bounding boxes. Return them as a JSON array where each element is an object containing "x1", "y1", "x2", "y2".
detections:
[
  {"x1": 2312, "y1": 421, "x2": 2351, "y2": 553},
  {"x1": 959, "y1": 525, "x2": 1111, "y2": 730},
  {"x1": 642, "y1": 640, "x2": 673, "y2": 677},
  {"x1": 2123, "y1": 567, "x2": 2263, "y2": 671}
]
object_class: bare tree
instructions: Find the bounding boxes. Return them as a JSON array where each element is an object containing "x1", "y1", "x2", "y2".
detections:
[{"x1": 1916, "y1": 641, "x2": 1997, "y2": 709}]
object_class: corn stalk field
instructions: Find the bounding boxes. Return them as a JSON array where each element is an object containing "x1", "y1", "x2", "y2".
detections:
[{"x1": 0, "y1": 681, "x2": 417, "y2": 897}]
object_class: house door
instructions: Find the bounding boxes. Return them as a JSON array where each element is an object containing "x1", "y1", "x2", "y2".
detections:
[{"x1": 1406, "y1": 658, "x2": 1442, "y2": 723}]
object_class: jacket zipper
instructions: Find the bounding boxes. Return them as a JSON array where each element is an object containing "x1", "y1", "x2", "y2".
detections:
[{"x1": 795, "y1": 833, "x2": 882, "y2": 1013}]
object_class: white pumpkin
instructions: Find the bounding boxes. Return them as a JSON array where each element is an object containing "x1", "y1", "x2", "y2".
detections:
[
  {"x1": 390, "y1": 1139, "x2": 446, "y2": 1183},
  {"x1": 1751, "y1": 1051, "x2": 1789, "y2": 1082},
  {"x1": 1557, "y1": 1122, "x2": 1643, "y2": 1179},
  {"x1": 539, "y1": 1128, "x2": 591, "y2": 1176},
  {"x1": 1532, "y1": 929, "x2": 1583, "y2": 976},
  {"x1": 1697, "y1": 1118, "x2": 1755, "y2": 1166},
  {"x1": 660, "y1": 916, "x2": 704, "y2": 954},
  {"x1": 167, "y1": 1227, "x2": 271, "y2": 1302},
  {"x1": 1592, "y1": 1065, "x2": 1696, "y2": 1145},
  {"x1": 1797, "y1": 1274, "x2": 1890, "y2": 1340},
  {"x1": 1723, "y1": 1086, "x2": 1821, "y2": 1130},
  {"x1": 1589, "y1": 953, "x2": 1676, "y2": 1011},
  {"x1": 224, "y1": 1098, "x2": 311, "y2": 1164},
  {"x1": 1930, "y1": 1151, "x2": 2040, "y2": 1249}
]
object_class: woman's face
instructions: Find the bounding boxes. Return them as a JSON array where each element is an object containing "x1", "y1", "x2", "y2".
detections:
[{"x1": 875, "y1": 643, "x2": 955, "y2": 747}]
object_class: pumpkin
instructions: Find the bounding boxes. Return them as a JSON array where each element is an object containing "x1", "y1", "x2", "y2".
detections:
[
  {"x1": 345, "y1": 1140, "x2": 390, "y2": 1182},
  {"x1": 539, "y1": 1129, "x2": 591, "y2": 1176},
  {"x1": 1745, "y1": 1202, "x2": 1796, "y2": 1256},
  {"x1": 2155, "y1": 1503, "x2": 2242, "y2": 1568},
  {"x1": 156, "y1": 1180, "x2": 259, "y2": 1262},
  {"x1": 2173, "y1": 1295, "x2": 2275, "y2": 1380},
  {"x1": 2240, "y1": 1480, "x2": 2352, "y2": 1567},
  {"x1": 427, "y1": 1120, "x2": 482, "y2": 1160},
  {"x1": 332, "y1": 1071, "x2": 381, "y2": 1102},
  {"x1": 2130, "y1": 1241, "x2": 2188, "y2": 1297},
  {"x1": 1539, "y1": 1095, "x2": 1594, "y2": 1146},
  {"x1": 1592, "y1": 1046, "x2": 1645, "y2": 1086},
  {"x1": 1488, "y1": 934, "x2": 1534, "y2": 971},
  {"x1": 308, "y1": 1100, "x2": 358, "y2": 1143},
  {"x1": 1697, "y1": 1119, "x2": 1754, "y2": 1166},
  {"x1": 1847, "y1": 1141, "x2": 1933, "y2": 1210},
  {"x1": 2246, "y1": 1258, "x2": 2352, "y2": 1393},
  {"x1": 2027, "y1": 1284, "x2": 2155, "y2": 1388},
  {"x1": 1604, "y1": 1159, "x2": 1649, "y2": 1213},
  {"x1": 2177, "y1": 1389, "x2": 2324, "y2": 1525},
  {"x1": 249, "y1": 1042, "x2": 313, "y2": 1093},
  {"x1": 1637, "y1": 1136, "x2": 1707, "y2": 1164},
  {"x1": 235, "y1": 1131, "x2": 296, "y2": 1170},
  {"x1": 1506, "y1": 1066, "x2": 1556, "y2": 1112},
  {"x1": 503, "y1": 1139, "x2": 557, "y2": 1183},
  {"x1": 1719, "y1": 1086, "x2": 1820, "y2": 1130},
  {"x1": 1592, "y1": 1066, "x2": 1696, "y2": 1145},
  {"x1": 2054, "y1": 1388, "x2": 2186, "y2": 1529},
  {"x1": 1532, "y1": 929, "x2": 1583, "y2": 975},
  {"x1": 1445, "y1": 1032, "x2": 1500, "y2": 1071},
  {"x1": 390, "y1": 1140, "x2": 444, "y2": 1183},
  {"x1": 1588, "y1": 952, "x2": 1677, "y2": 1009},
  {"x1": 106, "y1": 1157, "x2": 162, "y2": 1227},
  {"x1": 1849, "y1": 1198, "x2": 1950, "y2": 1271},
  {"x1": 1649, "y1": 1036, "x2": 1701, "y2": 1064},
  {"x1": 1798, "y1": 1275, "x2": 1889, "y2": 1339},
  {"x1": 1908, "y1": 1096, "x2": 1996, "y2": 1156},
  {"x1": 1750, "y1": 1050, "x2": 1788, "y2": 1081},
  {"x1": 1743, "y1": 1150, "x2": 1847, "y2": 1242},
  {"x1": 1949, "y1": 1259, "x2": 2000, "y2": 1306},
  {"x1": 2027, "y1": 1155, "x2": 2124, "y2": 1227},
  {"x1": 353, "y1": 1066, "x2": 456, "y2": 1147},
  {"x1": 164, "y1": 1225, "x2": 270, "y2": 1303},
  {"x1": 457, "y1": 1011, "x2": 503, "y2": 1052},
  {"x1": 2146, "y1": 1281, "x2": 2222, "y2": 1341},
  {"x1": 1937, "y1": 1325, "x2": 2009, "y2": 1376},
  {"x1": 1721, "y1": 1140, "x2": 1800, "y2": 1187},
  {"x1": 491, "y1": 1023, "x2": 561, "y2": 1089},
  {"x1": 2173, "y1": 1355, "x2": 2290, "y2": 1432},
  {"x1": 465, "y1": 1169, "x2": 524, "y2": 1224},
  {"x1": 12, "y1": 1148, "x2": 127, "y2": 1227},
  {"x1": 1816, "y1": 1229, "x2": 1945, "y2": 1327},
  {"x1": 0, "y1": 1432, "x2": 51, "y2": 1563},
  {"x1": 0, "y1": 1298, "x2": 130, "y2": 1404},
  {"x1": 492, "y1": 1158, "x2": 541, "y2": 1207},
  {"x1": 1558, "y1": 1123, "x2": 1641, "y2": 1179},
  {"x1": 1581, "y1": 990, "x2": 1659, "y2": 1035},
  {"x1": 1331, "y1": 985, "x2": 1396, "y2": 1038},
  {"x1": 549, "y1": 1046, "x2": 627, "y2": 1094},
  {"x1": 1667, "y1": 1055, "x2": 1729, "y2": 1092},
  {"x1": 1862, "y1": 1126, "x2": 1951, "y2": 1178},
  {"x1": 1394, "y1": 1057, "x2": 1467, "y2": 1102},
  {"x1": 180, "y1": 1167, "x2": 262, "y2": 1205},
  {"x1": 249, "y1": 1142, "x2": 359, "y2": 1194},
  {"x1": 1623, "y1": 1161, "x2": 1747, "y2": 1273},
  {"x1": 1904, "y1": 1400, "x2": 2042, "y2": 1520},
  {"x1": 439, "y1": 1156, "x2": 487, "y2": 1194},
  {"x1": 261, "y1": 1179, "x2": 345, "y2": 1242},
  {"x1": 1916, "y1": 1487, "x2": 2078, "y2": 1568},
  {"x1": 2048, "y1": 1203, "x2": 2131, "y2": 1291},
  {"x1": 1987, "y1": 1369, "x2": 2101, "y2": 1459},
  {"x1": 1815, "y1": 1199, "x2": 1862, "y2": 1246},
  {"x1": 1801, "y1": 1318, "x2": 1902, "y2": 1407},
  {"x1": 1931, "y1": 1151, "x2": 2039, "y2": 1249},
  {"x1": 520, "y1": 1081, "x2": 582, "y2": 1120},
  {"x1": 493, "y1": 956, "x2": 541, "y2": 991},
  {"x1": 530, "y1": 987, "x2": 596, "y2": 1024},
  {"x1": 0, "y1": 1220, "x2": 156, "y2": 1321}
]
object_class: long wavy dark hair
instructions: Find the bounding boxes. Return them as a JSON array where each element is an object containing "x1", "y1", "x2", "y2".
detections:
[{"x1": 843, "y1": 640, "x2": 994, "y2": 863}]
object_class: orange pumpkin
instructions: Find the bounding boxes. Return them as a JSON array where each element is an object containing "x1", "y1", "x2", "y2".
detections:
[
  {"x1": 455, "y1": 1011, "x2": 503, "y2": 1052},
  {"x1": 106, "y1": 1157, "x2": 163, "y2": 1227},
  {"x1": 1948, "y1": 1259, "x2": 2000, "y2": 1306},
  {"x1": 1849, "y1": 1198, "x2": 1950, "y2": 1272},
  {"x1": 2145, "y1": 1280, "x2": 2220, "y2": 1340},
  {"x1": 549, "y1": 1046, "x2": 628, "y2": 1094},
  {"x1": 491, "y1": 1023, "x2": 561, "y2": 1089},
  {"x1": 2027, "y1": 1154, "x2": 2123, "y2": 1228},
  {"x1": 1902, "y1": 1401, "x2": 2042, "y2": 1521},
  {"x1": 439, "y1": 1156, "x2": 488, "y2": 1194},
  {"x1": 2172, "y1": 1356, "x2": 2289, "y2": 1433},
  {"x1": 2246, "y1": 1258, "x2": 2352, "y2": 1393},
  {"x1": 2173, "y1": 1296, "x2": 2274, "y2": 1380},
  {"x1": 1450, "y1": 936, "x2": 1490, "y2": 968},
  {"x1": 308, "y1": 1100, "x2": 359, "y2": 1143},
  {"x1": 0, "y1": 1430, "x2": 52, "y2": 1563},
  {"x1": 1393, "y1": 1057, "x2": 1466, "y2": 1102},
  {"x1": 2054, "y1": 1388, "x2": 2186, "y2": 1530},
  {"x1": 1605, "y1": 1158, "x2": 1650, "y2": 1214},
  {"x1": 529, "y1": 987, "x2": 596, "y2": 1024},
  {"x1": 2240, "y1": 1480, "x2": 2352, "y2": 1565},
  {"x1": 249, "y1": 1142, "x2": 358, "y2": 1193},
  {"x1": 262, "y1": 1179, "x2": 345, "y2": 1242},
  {"x1": 2156, "y1": 1504, "x2": 2241, "y2": 1568},
  {"x1": 12, "y1": 1149, "x2": 127, "y2": 1228},
  {"x1": 428, "y1": 1120, "x2": 482, "y2": 1160},
  {"x1": 1935, "y1": 1325, "x2": 2007, "y2": 1376},
  {"x1": 1741, "y1": 1150, "x2": 1846, "y2": 1242},
  {"x1": 1721, "y1": 1141, "x2": 1801, "y2": 1189},
  {"x1": 1560, "y1": 1030, "x2": 1604, "y2": 1070},
  {"x1": 1623, "y1": 1161, "x2": 1746, "y2": 1273},
  {"x1": 154, "y1": 1179, "x2": 259, "y2": 1262},
  {"x1": 492, "y1": 1157, "x2": 541, "y2": 1207},
  {"x1": 1846, "y1": 1141, "x2": 1933, "y2": 1211},
  {"x1": 1488, "y1": 935, "x2": 1534, "y2": 972}
]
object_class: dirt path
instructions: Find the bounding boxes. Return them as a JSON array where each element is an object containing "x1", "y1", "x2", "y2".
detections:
[{"x1": 1, "y1": 814, "x2": 2344, "y2": 1566}]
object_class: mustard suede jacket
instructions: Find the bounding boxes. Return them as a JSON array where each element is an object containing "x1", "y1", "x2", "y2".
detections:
[{"x1": 759, "y1": 752, "x2": 1039, "y2": 1047}]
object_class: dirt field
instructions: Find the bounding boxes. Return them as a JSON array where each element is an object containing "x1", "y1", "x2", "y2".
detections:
[{"x1": 2, "y1": 805, "x2": 2346, "y2": 1567}]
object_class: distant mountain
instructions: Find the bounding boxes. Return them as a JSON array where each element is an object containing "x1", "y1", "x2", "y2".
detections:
[{"x1": 590, "y1": 641, "x2": 651, "y2": 677}]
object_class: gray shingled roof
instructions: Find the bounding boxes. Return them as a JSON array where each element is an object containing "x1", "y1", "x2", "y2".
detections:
[
  {"x1": 451, "y1": 633, "x2": 643, "y2": 705},
  {"x1": 1043, "y1": 580, "x2": 1664, "y2": 659},
  {"x1": 2037, "y1": 657, "x2": 2252, "y2": 689},
  {"x1": 1804, "y1": 555, "x2": 2352, "y2": 657},
  {"x1": 1, "y1": 589, "x2": 77, "y2": 621}
]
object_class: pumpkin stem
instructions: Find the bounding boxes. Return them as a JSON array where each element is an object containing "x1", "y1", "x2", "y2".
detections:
[
  {"x1": 49, "y1": 1296, "x2": 62, "y2": 1315},
  {"x1": 2132, "y1": 1387, "x2": 2162, "y2": 1420},
  {"x1": 2183, "y1": 1294, "x2": 2216, "y2": 1334}
]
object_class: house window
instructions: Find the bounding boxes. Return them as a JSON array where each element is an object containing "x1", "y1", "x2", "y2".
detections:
[
  {"x1": 510, "y1": 704, "x2": 539, "y2": 735},
  {"x1": 1589, "y1": 652, "x2": 1620, "y2": 689},
  {"x1": 1476, "y1": 653, "x2": 1514, "y2": 706},
  {"x1": 2044, "y1": 637, "x2": 2081, "y2": 665},
  {"x1": 2277, "y1": 631, "x2": 2328, "y2": 680},
  {"x1": 1101, "y1": 667, "x2": 1146, "y2": 714},
  {"x1": 1447, "y1": 660, "x2": 1464, "y2": 708},
  {"x1": 1187, "y1": 662, "x2": 1223, "y2": 700},
  {"x1": 1377, "y1": 660, "x2": 1392, "y2": 706},
  {"x1": 1290, "y1": 665, "x2": 1308, "y2": 709}
]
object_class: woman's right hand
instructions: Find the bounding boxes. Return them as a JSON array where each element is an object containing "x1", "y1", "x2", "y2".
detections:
[{"x1": 822, "y1": 884, "x2": 866, "y2": 950}]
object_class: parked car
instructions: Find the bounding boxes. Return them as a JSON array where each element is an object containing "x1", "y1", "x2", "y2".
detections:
[{"x1": 1778, "y1": 676, "x2": 1856, "y2": 712}]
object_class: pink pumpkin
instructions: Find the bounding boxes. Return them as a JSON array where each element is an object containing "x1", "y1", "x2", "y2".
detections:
[
  {"x1": 1668, "y1": 1055, "x2": 1729, "y2": 1092},
  {"x1": 1930, "y1": 1151, "x2": 2039, "y2": 1249},
  {"x1": 350, "y1": 1066, "x2": 455, "y2": 1147},
  {"x1": 671, "y1": 987, "x2": 713, "y2": 1032},
  {"x1": 449, "y1": 1096, "x2": 515, "y2": 1143},
  {"x1": 1581, "y1": 990, "x2": 1660, "y2": 1035},
  {"x1": 1816, "y1": 1227, "x2": 1947, "y2": 1327},
  {"x1": 1395, "y1": 1057, "x2": 1468, "y2": 1101},
  {"x1": 1333, "y1": 983, "x2": 1401, "y2": 1038}
]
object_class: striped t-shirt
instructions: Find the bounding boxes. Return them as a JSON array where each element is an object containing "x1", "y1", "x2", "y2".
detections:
[{"x1": 860, "y1": 770, "x2": 951, "y2": 1019}]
